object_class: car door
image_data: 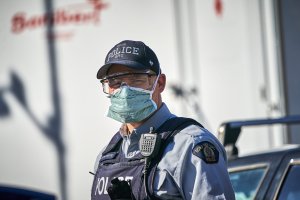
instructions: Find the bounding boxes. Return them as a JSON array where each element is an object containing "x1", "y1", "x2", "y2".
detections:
[{"x1": 228, "y1": 151, "x2": 285, "y2": 200}]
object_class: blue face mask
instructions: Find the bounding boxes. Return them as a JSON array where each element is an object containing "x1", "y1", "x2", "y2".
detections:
[{"x1": 107, "y1": 77, "x2": 159, "y2": 123}]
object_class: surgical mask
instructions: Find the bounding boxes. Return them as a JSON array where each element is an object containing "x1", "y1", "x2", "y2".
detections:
[{"x1": 107, "y1": 76, "x2": 159, "y2": 123}]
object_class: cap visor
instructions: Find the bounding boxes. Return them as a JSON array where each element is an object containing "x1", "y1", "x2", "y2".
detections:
[{"x1": 97, "y1": 60, "x2": 149, "y2": 79}]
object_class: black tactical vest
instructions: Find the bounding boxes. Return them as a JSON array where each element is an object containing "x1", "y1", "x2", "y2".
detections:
[{"x1": 91, "y1": 117, "x2": 203, "y2": 200}]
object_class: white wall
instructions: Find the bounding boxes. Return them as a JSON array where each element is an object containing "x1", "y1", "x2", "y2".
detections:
[{"x1": 173, "y1": 0, "x2": 284, "y2": 154}]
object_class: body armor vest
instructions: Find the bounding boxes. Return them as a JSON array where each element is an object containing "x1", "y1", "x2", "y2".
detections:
[{"x1": 91, "y1": 117, "x2": 203, "y2": 200}]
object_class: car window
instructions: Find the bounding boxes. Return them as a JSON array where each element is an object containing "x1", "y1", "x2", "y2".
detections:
[
  {"x1": 277, "y1": 164, "x2": 300, "y2": 200},
  {"x1": 229, "y1": 166, "x2": 267, "y2": 200}
]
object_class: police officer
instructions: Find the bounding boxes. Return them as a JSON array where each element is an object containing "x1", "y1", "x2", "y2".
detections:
[{"x1": 91, "y1": 40, "x2": 235, "y2": 200}]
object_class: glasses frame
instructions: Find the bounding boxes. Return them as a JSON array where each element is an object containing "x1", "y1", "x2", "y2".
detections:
[{"x1": 100, "y1": 70, "x2": 157, "y2": 94}]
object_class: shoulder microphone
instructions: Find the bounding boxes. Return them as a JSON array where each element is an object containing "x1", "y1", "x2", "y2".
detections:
[
  {"x1": 139, "y1": 127, "x2": 161, "y2": 159},
  {"x1": 139, "y1": 127, "x2": 162, "y2": 199}
]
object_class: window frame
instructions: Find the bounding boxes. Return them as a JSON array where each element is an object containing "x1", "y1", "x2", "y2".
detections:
[
  {"x1": 229, "y1": 163, "x2": 269, "y2": 199},
  {"x1": 273, "y1": 159, "x2": 300, "y2": 200}
]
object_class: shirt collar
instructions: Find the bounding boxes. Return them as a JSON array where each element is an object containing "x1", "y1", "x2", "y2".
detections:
[{"x1": 119, "y1": 103, "x2": 176, "y2": 138}]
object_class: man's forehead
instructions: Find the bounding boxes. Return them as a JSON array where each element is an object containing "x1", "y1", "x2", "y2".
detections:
[{"x1": 107, "y1": 64, "x2": 148, "y2": 75}]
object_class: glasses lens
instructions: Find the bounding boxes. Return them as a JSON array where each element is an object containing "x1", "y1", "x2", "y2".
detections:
[{"x1": 100, "y1": 72, "x2": 156, "y2": 94}]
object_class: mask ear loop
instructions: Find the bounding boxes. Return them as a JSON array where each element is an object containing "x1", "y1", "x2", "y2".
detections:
[{"x1": 150, "y1": 69, "x2": 161, "y2": 96}]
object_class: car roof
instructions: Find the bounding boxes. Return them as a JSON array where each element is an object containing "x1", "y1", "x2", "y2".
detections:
[
  {"x1": 228, "y1": 144, "x2": 300, "y2": 165},
  {"x1": 233, "y1": 144, "x2": 300, "y2": 158}
]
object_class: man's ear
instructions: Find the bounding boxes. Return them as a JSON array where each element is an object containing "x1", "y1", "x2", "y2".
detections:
[{"x1": 157, "y1": 74, "x2": 166, "y2": 93}]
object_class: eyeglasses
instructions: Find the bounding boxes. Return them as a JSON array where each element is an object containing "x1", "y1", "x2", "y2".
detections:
[{"x1": 100, "y1": 71, "x2": 157, "y2": 94}]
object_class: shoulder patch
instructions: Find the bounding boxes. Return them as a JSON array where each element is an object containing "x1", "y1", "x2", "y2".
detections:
[{"x1": 192, "y1": 141, "x2": 219, "y2": 164}]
